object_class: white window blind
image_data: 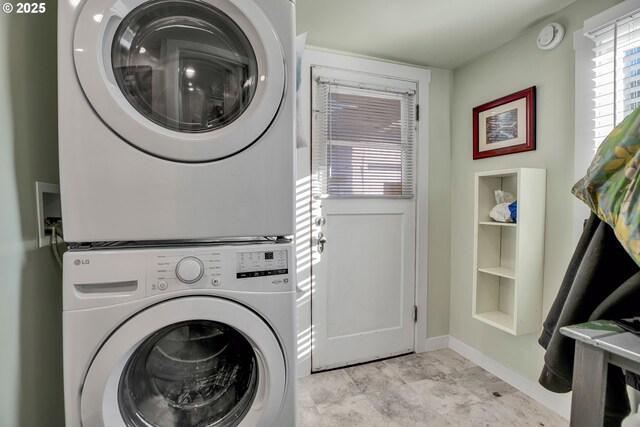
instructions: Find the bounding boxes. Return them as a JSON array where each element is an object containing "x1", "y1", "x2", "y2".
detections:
[
  {"x1": 313, "y1": 77, "x2": 416, "y2": 198},
  {"x1": 590, "y1": 12, "x2": 640, "y2": 147}
]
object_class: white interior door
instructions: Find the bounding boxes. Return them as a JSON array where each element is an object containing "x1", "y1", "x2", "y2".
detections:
[{"x1": 310, "y1": 67, "x2": 417, "y2": 371}]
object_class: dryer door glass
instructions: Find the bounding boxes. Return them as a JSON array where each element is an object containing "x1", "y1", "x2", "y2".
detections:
[
  {"x1": 112, "y1": 0, "x2": 258, "y2": 133},
  {"x1": 118, "y1": 320, "x2": 258, "y2": 426}
]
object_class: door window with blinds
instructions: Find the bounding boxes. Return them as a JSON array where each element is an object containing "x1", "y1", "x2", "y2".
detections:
[
  {"x1": 312, "y1": 67, "x2": 417, "y2": 198},
  {"x1": 590, "y1": 12, "x2": 640, "y2": 147}
]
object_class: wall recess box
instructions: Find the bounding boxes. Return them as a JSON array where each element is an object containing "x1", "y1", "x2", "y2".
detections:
[{"x1": 36, "y1": 182, "x2": 61, "y2": 248}]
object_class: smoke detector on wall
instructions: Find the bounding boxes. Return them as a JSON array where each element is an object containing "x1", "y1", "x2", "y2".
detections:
[{"x1": 537, "y1": 23, "x2": 565, "y2": 50}]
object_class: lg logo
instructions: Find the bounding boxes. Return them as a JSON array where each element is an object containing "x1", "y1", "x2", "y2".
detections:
[{"x1": 74, "y1": 259, "x2": 90, "y2": 266}]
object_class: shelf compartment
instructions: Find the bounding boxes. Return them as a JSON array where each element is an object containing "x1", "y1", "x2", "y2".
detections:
[
  {"x1": 476, "y1": 223, "x2": 515, "y2": 272},
  {"x1": 476, "y1": 173, "x2": 518, "y2": 223},
  {"x1": 473, "y1": 272, "x2": 516, "y2": 334},
  {"x1": 473, "y1": 311, "x2": 515, "y2": 334}
]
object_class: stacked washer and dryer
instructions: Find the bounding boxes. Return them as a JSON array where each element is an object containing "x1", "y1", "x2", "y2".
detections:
[{"x1": 57, "y1": 0, "x2": 297, "y2": 425}]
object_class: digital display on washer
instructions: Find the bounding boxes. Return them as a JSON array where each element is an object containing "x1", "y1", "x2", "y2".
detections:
[{"x1": 236, "y1": 250, "x2": 288, "y2": 278}]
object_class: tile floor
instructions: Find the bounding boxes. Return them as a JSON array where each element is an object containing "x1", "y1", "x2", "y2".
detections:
[{"x1": 297, "y1": 349, "x2": 568, "y2": 427}]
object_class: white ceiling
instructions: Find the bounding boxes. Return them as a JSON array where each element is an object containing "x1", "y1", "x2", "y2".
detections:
[{"x1": 295, "y1": 0, "x2": 577, "y2": 70}]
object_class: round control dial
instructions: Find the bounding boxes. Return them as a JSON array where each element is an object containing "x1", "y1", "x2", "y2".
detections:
[{"x1": 175, "y1": 256, "x2": 204, "y2": 284}]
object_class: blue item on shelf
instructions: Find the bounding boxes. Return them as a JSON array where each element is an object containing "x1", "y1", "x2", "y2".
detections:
[{"x1": 508, "y1": 201, "x2": 518, "y2": 223}]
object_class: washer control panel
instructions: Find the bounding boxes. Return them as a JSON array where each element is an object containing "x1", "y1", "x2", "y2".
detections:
[
  {"x1": 237, "y1": 250, "x2": 288, "y2": 278},
  {"x1": 151, "y1": 253, "x2": 221, "y2": 294},
  {"x1": 146, "y1": 243, "x2": 293, "y2": 295}
]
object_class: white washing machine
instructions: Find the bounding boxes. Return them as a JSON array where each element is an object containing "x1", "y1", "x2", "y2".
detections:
[
  {"x1": 58, "y1": 0, "x2": 295, "y2": 243},
  {"x1": 63, "y1": 241, "x2": 296, "y2": 426}
]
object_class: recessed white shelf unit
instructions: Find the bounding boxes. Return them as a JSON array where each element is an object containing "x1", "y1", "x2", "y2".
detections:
[{"x1": 472, "y1": 168, "x2": 546, "y2": 336}]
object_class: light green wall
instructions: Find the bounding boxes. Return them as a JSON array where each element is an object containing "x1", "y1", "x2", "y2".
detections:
[
  {"x1": 427, "y1": 68, "x2": 452, "y2": 338},
  {"x1": 0, "y1": 4, "x2": 65, "y2": 427},
  {"x1": 450, "y1": 0, "x2": 622, "y2": 380}
]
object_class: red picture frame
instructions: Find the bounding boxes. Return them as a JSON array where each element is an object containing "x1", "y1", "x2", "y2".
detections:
[{"x1": 473, "y1": 87, "x2": 536, "y2": 160}]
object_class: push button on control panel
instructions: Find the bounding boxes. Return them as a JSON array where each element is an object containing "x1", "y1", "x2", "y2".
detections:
[
  {"x1": 175, "y1": 256, "x2": 204, "y2": 284},
  {"x1": 158, "y1": 281, "x2": 168, "y2": 290}
]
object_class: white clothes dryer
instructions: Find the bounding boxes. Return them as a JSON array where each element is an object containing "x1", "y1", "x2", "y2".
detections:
[
  {"x1": 62, "y1": 241, "x2": 296, "y2": 426},
  {"x1": 58, "y1": 0, "x2": 295, "y2": 243}
]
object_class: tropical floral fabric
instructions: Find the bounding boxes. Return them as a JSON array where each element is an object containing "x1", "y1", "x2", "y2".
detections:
[{"x1": 573, "y1": 107, "x2": 640, "y2": 267}]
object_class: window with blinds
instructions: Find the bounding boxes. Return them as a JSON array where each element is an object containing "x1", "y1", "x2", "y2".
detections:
[
  {"x1": 313, "y1": 77, "x2": 416, "y2": 198},
  {"x1": 591, "y1": 12, "x2": 640, "y2": 147}
]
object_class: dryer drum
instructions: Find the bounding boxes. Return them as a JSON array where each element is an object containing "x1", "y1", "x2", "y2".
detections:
[
  {"x1": 118, "y1": 320, "x2": 258, "y2": 426},
  {"x1": 111, "y1": 0, "x2": 259, "y2": 133}
]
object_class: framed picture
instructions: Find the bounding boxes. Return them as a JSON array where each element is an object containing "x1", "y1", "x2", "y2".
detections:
[{"x1": 473, "y1": 86, "x2": 536, "y2": 159}]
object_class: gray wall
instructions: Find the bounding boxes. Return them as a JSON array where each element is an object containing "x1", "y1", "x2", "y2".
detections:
[
  {"x1": 450, "y1": 0, "x2": 622, "y2": 380},
  {"x1": 0, "y1": 3, "x2": 65, "y2": 426}
]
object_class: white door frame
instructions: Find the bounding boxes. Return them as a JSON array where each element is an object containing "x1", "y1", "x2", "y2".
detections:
[{"x1": 296, "y1": 48, "x2": 430, "y2": 377}]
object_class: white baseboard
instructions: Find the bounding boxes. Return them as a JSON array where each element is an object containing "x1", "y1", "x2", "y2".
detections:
[
  {"x1": 425, "y1": 335, "x2": 450, "y2": 352},
  {"x1": 445, "y1": 336, "x2": 570, "y2": 420}
]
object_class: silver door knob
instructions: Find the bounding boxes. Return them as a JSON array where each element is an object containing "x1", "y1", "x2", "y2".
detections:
[
  {"x1": 317, "y1": 232, "x2": 327, "y2": 253},
  {"x1": 315, "y1": 216, "x2": 326, "y2": 226}
]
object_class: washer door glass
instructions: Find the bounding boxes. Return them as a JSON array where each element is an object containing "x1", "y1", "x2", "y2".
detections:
[
  {"x1": 112, "y1": 0, "x2": 258, "y2": 133},
  {"x1": 118, "y1": 320, "x2": 257, "y2": 426}
]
